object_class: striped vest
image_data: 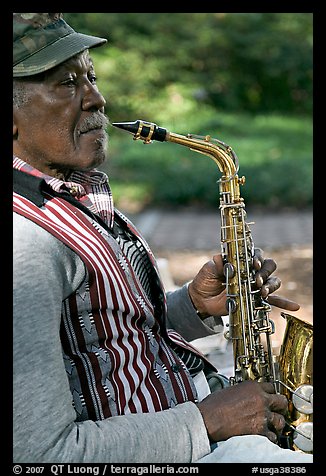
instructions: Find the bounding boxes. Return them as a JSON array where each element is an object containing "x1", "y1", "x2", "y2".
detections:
[{"x1": 13, "y1": 184, "x2": 207, "y2": 421}]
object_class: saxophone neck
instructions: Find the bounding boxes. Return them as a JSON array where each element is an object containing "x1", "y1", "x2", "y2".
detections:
[
  {"x1": 167, "y1": 131, "x2": 238, "y2": 178},
  {"x1": 111, "y1": 119, "x2": 239, "y2": 179}
]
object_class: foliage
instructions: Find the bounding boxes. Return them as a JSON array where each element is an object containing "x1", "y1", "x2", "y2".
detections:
[
  {"x1": 106, "y1": 109, "x2": 312, "y2": 211},
  {"x1": 63, "y1": 13, "x2": 313, "y2": 211},
  {"x1": 65, "y1": 12, "x2": 313, "y2": 118}
]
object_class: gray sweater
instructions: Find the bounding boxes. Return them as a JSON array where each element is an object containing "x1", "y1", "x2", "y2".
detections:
[{"x1": 13, "y1": 212, "x2": 219, "y2": 464}]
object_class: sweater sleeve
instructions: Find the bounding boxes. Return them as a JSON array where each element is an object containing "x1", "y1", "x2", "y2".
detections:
[
  {"x1": 166, "y1": 284, "x2": 225, "y2": 342},
  {"x1": 13, "y1": 213, "x2": 211, "y2": 463}
]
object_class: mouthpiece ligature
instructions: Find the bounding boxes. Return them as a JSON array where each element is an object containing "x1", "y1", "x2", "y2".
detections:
[{"x1": 112, "y1": 120, "x2": 168, "y2": 143}]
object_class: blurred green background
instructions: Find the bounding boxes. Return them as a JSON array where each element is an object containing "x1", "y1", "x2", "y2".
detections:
[{"x1": 65, "y1": 13, "x2": 313, "y2": 212}]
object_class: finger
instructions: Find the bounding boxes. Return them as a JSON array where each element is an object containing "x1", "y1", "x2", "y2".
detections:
[
  {"x1": 261, "y1": 276, "x2": 281, "y2": 298},
  {"x1": 260, "y1": 382, "x2": 277, "y2": 394},
  {"x1": 260, "y1": 382, "x2": 289, "y2": 412},
  {"x1": 268, "y1": 412, "x2": 286, "y2": 434},
  {"x1": 203, "y1": 289, "x2": 228, "y2": 316},
  {"x1": 267, "y1": 294, "x2": 300, "y2": 311},
  {"x1": 267, "y1": 393, "x2": 288, "y2": 414},
  {"x1": 266, "y1": 430, "x2": 279, "y2": 444},
  {"x1": 253, "y1": 248, "x2": 264, "y2": 271},
  {"x1": 255, "y1": 258, "x2": 277, "y2": 287},
  {"x1": 201, "y1": 259, "x2": 222, "y2": 282},
  {"x1": 212, "y1": 254, "x2": 225, "y2": 277}
]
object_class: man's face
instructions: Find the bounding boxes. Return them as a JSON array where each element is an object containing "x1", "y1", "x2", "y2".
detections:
[{"x1": 13, "y1": 50, "x2": 109, "y2": 178}]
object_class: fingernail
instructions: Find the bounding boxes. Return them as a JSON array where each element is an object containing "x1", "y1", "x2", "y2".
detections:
[
  {"x1": 264, "y1": 286, "x2": 270, "y2": 297},
  {"x1": 253, "y1": 257, "x2": 261, "y2": 270},
  {"x1": 256, "y1": 275, "x2": 263, "y2": 287}
]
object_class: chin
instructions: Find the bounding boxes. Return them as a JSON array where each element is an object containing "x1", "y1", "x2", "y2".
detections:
[
  {"x1": 79, "y1": 140, "x2": 108, "y2": 170},
  {"x1": 78, "y1": 156, "x2": 107, "y2": 172}
]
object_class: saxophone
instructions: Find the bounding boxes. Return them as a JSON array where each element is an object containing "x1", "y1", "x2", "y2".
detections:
[{"x1": 112, "y1": 119, "x2": 313, "y2": 453}]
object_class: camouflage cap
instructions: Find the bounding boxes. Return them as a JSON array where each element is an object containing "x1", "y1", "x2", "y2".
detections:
[{"x1": 13, "y1": 13, "x2": 107, "y2": 77}]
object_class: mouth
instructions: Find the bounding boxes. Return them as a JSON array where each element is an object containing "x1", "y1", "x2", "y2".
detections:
[
  {"x1": 80, "y1": 127, "x2": 104, "y2": 135},
  {"x1": 78, "y1": 127, "x2": 109, "y2": 145},
  {"x1": 78, "y1": 114, "x2": 109, "y2": 136}
]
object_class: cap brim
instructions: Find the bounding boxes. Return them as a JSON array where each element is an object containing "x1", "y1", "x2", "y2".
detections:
[{"x1": 13, "y1": 32, "x2": 107, "y2": 77}]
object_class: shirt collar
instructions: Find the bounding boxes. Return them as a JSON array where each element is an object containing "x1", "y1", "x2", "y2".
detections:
[{"x1": 13, "y1": 156, "x2": 115, "y2": 228}]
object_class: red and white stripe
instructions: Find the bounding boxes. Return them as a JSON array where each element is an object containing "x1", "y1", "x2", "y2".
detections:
[{"x1": 14, "y1": 192, "x2": 198, "y2": 420}]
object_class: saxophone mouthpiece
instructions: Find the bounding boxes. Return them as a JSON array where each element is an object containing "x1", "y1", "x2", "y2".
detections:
[{"x1": 111, "y1": 120, "x2": 168, "y2": 143}]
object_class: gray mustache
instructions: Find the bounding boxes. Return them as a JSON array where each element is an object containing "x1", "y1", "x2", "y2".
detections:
[{"x1": 78, "y1": 114, "x2": 109, "y2": 134}]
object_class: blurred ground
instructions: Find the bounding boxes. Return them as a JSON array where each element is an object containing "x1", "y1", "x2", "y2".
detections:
[
  {"x1": 127, "y1": 207, "x2": 313, "y2": 374},
  {"x1": 159, "y1": 245, "x2": 313, "y2": 325}
]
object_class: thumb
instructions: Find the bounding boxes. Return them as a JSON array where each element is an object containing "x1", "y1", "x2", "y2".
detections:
[{"x1": 203, "y1": 289, "x2": 228, "y2": 316}]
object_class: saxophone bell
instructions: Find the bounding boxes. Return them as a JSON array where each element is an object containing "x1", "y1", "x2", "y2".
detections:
[{"x1": 277, "y1": 312, "x2": 313, "y2": 453}]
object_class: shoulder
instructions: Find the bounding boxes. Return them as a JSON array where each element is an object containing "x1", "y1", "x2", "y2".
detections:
[
  {"x1": 14, "y1": 211, "x2": 56, "y2": 245},
  {"x1": 13, "y1": 211, "x2": 86, "y2": 296},
  {"x1": 14, "y1": 211, "x2": 69, "y2": 258}
]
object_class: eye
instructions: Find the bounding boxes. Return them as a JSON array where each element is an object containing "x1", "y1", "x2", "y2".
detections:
[
  {"x1": 88, "y1": 73, "x2": 97, "y2": 84},
  {"x1": 61, "y1": 76, "x2": 77, "y2": 87}
]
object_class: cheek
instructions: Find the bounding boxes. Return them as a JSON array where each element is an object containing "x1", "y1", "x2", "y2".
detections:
[
  {"x1": 18, "y1": 120, "x2": 75, "y2": 166},
  {"x1": 33, "y1": 125, "x2": 71, "y2": 153},
  {"x1": 19, "y1": 106, "x2": 68, "y2": 144},
  {"x1": 41, "y1": 114, "x2": 76, "y2": 151},
  {"x1": 52, "y1": 124, "x2": 75, "y2": 149}
]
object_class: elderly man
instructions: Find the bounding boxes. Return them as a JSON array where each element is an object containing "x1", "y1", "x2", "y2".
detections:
[{"x1": 13, "y1": 13, "x2": 312, "y2": 464}]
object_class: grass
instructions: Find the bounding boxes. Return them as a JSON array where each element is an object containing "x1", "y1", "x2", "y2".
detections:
[{"x1": 101, "y1": 109, "x2": 312, "y2": 212}]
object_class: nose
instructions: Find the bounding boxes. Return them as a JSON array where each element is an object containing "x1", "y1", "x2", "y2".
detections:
[{"x1": 82, "y1": 82, "x2": 106, "y2": 112}]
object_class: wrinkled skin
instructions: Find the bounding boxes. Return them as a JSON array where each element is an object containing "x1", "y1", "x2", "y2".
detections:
[
  {"x1": 188, "y1": 248, "x2": 299, "y2": 443},
  {"x1": 13, "y1": 50, "x2": 109, "y2": 179},
  {"x1": 198, "y1": 381, "x2": 288, "y2": 444}
]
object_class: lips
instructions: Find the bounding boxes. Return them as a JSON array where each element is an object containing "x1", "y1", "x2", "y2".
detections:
[
  {"x1": 80, "y1": 126, "x2": 103, "y2": 134},
  {"x1": 78, "y1": 114, "x2": 109, "y2": 136}
]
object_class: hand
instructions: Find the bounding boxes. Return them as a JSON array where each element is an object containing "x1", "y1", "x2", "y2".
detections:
[
  {"x1": 188, "y1": 249, "x2": 300, "y2": 318},
  {"x1": 197, "y1": 380, "x2": 288, "y2": 443}
]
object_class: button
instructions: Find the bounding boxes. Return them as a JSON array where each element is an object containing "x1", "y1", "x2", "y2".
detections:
[{"x1": 70, "y1": 185, "x2": 79, "y2": 196}]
